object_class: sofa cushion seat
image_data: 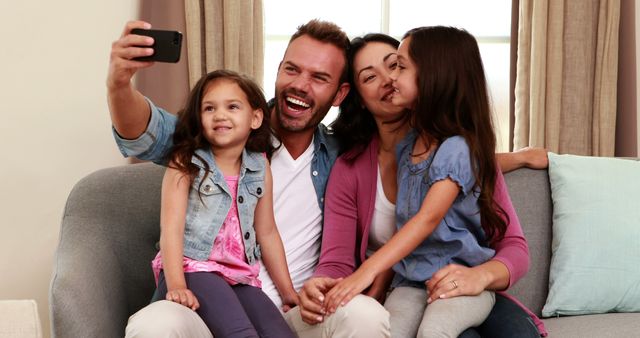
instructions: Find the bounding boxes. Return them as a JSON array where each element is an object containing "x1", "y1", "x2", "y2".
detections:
[{"x1": 542, "y1": 313, "x2": 640, "y2": 337}]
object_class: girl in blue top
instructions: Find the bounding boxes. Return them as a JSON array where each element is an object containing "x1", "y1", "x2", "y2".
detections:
[
  {"x1": 324, "y1": 26, "x2": 509, "y2": 337},
  {"x1": 156, "y1": 70, "x2": 297, "y2": 337}
]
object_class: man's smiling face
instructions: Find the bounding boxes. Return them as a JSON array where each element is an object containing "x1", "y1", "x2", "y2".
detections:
[{"x1": 274, "y1": 34, "x2": 347, "y2": 133}]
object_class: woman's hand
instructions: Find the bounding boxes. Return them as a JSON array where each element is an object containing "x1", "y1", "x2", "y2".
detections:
[
  {"x1": 497, "y1": 147, "x2": 549, "y2": 173},
  {"x1": 425, "y1": 264, "x2": 491, "y2": 303},
  {"x1": 517, "y1": 147, "x2": 549, "y2": 169},
  {"x1": 324, "y1": 268, "x2": 376, "y2": 313},
  {"x1": 166, "y1": 287, "x2": 200, "y2": 310},
  {"x1": 298, "y1": 277, "x2": 339, "y2": 324},
  {"x1": 364, "y1": 269, "x2": 394, "y2": 304}
]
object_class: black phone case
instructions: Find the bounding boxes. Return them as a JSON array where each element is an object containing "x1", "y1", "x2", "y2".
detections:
[{"x1": 132, "y1": 28, "x2": 183, "y2": 63}]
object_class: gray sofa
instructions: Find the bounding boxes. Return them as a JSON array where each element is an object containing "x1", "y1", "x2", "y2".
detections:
[{"x1": 50, "y1": 163, "x2": 640, "y2": 337}]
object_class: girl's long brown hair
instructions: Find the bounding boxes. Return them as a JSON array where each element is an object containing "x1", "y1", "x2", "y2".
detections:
[
  {"x1": 167, "y1": 70, "x2": 275, "y2": 182},
  {"x1": 404, "y1": 26, "x2": 508, "y2": 244}
]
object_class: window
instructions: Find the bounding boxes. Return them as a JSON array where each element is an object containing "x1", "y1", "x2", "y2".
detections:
[{"x1": 264, "y1": 0, "x2": 512, "y2": 151}]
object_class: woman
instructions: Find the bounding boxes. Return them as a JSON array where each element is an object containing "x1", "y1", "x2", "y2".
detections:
[{"x1": 306, "y1": 33, "x2": 547, "y2": 337}]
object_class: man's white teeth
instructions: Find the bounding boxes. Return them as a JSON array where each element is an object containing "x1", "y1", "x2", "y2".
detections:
[{"x1": 286, "y1": 96, "x2": 310, "y2": 108}]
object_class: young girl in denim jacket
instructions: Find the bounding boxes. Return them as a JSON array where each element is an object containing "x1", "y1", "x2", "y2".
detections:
[
  {"x1": 151, "y1": 70, "x2": 297, "y2": 337},
  {"x1": 324, "y1": 26, "x2": 510, "y2": 337}
]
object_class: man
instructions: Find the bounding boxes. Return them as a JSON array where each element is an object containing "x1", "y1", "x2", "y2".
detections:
[{"x1": 108, "y1": 19, "x2": 390, "y2": 337}]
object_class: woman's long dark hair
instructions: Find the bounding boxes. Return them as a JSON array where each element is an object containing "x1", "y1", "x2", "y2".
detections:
[
  {"x1": 168, "y1": 70, "x2": 275, "y2": 182},
  {"x1": 330, "y1": 33, "x2": 400, "y2": 159},
  {"x1": 404, "y1": 26, "x2": 508, "y2": 244}
]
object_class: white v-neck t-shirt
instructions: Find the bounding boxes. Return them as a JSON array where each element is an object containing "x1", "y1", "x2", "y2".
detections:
[
  {"x1": 366, "y1": 166, "x2": 397, "y2": 257},
  {"x1": 258, "y1": 139, "x2": 322, "y2": 309}
]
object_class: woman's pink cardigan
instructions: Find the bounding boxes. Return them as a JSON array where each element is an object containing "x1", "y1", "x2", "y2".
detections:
[{"x1": 313, "y1": 136, "x2": 546, "y2": 336}]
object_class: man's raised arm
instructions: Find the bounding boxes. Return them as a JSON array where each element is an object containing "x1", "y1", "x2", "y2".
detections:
[{"x1": 107, "y1": 21, "x2": 156, "y2": 139}]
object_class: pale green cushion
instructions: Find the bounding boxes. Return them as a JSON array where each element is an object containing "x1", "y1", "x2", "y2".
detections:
[{"x1": 542, "y1": 153, "x2": 640, "y2": 317}]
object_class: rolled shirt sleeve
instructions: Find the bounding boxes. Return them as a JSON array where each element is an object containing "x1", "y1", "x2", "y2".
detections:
[{"x1": 111, "y1": 98, "x2": 177, "y2": 165}]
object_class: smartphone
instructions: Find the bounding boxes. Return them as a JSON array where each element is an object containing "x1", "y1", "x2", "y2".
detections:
[{"x1": 132, "y1": 28, "x2": 183, "y2": 63}]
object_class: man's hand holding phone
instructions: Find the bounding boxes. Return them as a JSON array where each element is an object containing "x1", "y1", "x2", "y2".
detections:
[
  {"x1": 107, "y1": 21, "x2": 157, "y2": 91},
  {"x1": 108, "y1": 21, "x2": 183, "y2": 92},
  {"x1": 107, "y1": 21, "x2": 183, "y2": 139}
]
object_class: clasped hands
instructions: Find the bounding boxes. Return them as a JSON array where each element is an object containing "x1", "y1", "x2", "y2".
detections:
[
  {"x1": 298, "y1": 269, "x2": 383, "y2": 325},
  {"x1": 298, "y1": 264, "x2": 491, "y2": 325}
]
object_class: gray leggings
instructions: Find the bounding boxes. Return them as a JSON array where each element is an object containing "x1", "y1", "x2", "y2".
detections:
[
  {"x1": 384, "y1": 286, "x2": 495, "y2": 338},
  {"x1": 157, "y1": 271, "x2": 295, "y2": 338}
]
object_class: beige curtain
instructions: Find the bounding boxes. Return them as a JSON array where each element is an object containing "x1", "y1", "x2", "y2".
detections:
[
  {"x1": 184, "y1": 0, "x2": 264, "y2": 88},
  {"x1": 136, "y1": 0, "x2": 190, "y2": 114},
  {"x1": 514, "y1": 0, "x2": 620, "y2": 156}
]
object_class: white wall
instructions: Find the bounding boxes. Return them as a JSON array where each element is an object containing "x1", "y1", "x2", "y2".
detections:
[{"x1": 0, "y1": 1, "x2": 139, "y2": 336}]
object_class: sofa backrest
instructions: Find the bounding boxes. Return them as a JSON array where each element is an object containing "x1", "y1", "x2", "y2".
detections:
[
  {"x1": 83, "y1": 162, "x2": 165, "y2": 312},
  {"x1": 503, "y1": 168, "x2": 553, "y2": 316}
]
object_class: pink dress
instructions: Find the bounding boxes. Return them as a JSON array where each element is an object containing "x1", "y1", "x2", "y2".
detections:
[{"x1": 152, "y1": 175, "x2": 261, "y2": 288}]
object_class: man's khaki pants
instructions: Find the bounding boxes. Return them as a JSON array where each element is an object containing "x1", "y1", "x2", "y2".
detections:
[{"x1": 125, "y1": 295, "x2": 390, "y2": 338}]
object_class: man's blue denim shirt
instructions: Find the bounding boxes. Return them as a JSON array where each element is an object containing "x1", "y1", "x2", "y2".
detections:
[{"x1": 112, "y1": 98, "x2": 339, "y2": 211}]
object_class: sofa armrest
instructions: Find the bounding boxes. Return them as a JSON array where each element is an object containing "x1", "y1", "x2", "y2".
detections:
[
  {"x1": 50, "y1": 214, "x2": 130, "y2": 337},
  {"x1": 50, "y1": 163, "x2": 165, "y2": 337}
]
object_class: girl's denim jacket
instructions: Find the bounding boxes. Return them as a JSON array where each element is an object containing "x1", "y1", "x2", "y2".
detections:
[
  {"x1": 183, "y1": 148, "x2": 266, "y2": 264},
  {"x1": 113, "y1": 99, "x2": 339, "y2": 213}
]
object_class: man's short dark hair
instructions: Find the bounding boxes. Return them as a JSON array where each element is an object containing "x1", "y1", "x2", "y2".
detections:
[{"x1": 289, "y1": 19, "x2": 350, "y2": 83}]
